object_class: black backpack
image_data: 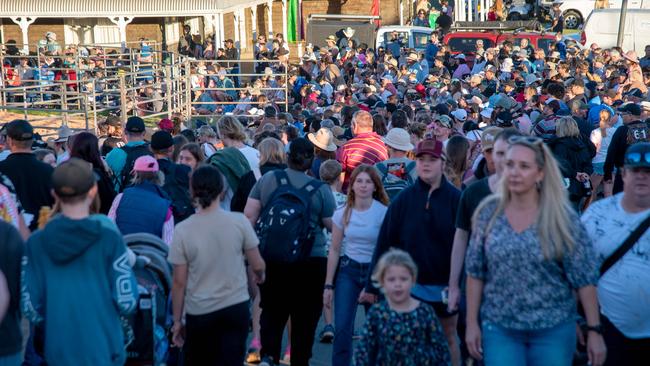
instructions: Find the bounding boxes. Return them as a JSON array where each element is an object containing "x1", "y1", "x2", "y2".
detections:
[
  {"x1": 255, "y1": 170, "x2": 323, "y2": 264},
  {"x1": 118, "y1": 144, "x2": 153, "y2": 192},
  {"x1": 159, "y1": 163, "x2": 194, "y2": 223}
]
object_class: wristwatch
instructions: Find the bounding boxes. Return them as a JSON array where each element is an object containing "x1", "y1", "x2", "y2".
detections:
[
  {"x1": 324, "y1": 284, "x2": 335, "y2": 290},
  {"x1": 584, "y1": 324, "x2": 603, "y2": 335}
]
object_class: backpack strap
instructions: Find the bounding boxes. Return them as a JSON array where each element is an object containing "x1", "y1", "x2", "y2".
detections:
[
  {"x1": 300, "y1": 179, "x2": 324, "y2": 197},
  {"x1": 274, "y1": 170, "x2": 290, "y2": 187},
  {"x1": 600, "y1": 214, "x2": 650, "y2": 277}
]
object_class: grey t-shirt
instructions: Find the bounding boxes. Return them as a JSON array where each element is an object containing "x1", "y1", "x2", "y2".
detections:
[{"x1": 249, "y1": 168, "x2": 336, "y2": 257}]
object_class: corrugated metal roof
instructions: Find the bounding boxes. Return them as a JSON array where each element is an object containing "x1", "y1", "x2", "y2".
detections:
[{"x1": 0, "y1": 0, "x2": 267, "y2": 17}]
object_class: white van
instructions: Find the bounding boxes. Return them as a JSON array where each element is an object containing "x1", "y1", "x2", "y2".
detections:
[
  {"x1": 582, "y1": 9, "x2": 650, "y2": 55},
  {"x1": 375, "y1": 26, "x2": 434, "y2": 52}
]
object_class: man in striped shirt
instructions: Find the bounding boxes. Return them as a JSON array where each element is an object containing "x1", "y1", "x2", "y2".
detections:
[{"x1": 337, "y1": 110, "x2": 388, "y2": 192}]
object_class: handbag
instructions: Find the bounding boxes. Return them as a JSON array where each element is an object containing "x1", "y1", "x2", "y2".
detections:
[{"x1": 599, "y1": 214, "x2": 650, "y2": 276}]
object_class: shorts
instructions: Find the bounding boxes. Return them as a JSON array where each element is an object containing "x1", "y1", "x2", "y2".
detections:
[{"x1": 592, "y1": 162, "x2": 605, "y2": 175}]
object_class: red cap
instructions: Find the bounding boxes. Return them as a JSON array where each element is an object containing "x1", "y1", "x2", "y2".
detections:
[
  {"x1": 415, "y1": 83, "x2": 426, "y2": 97},
  {"x1": 158, "y1": 118, "x2": 173, "y2": 132},
  {"x1": 415, "y1": 138, "x2": 444, "y2": 158}
]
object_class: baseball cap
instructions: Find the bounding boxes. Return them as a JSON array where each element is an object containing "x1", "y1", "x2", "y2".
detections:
[
  {"x1": 150, "y1": 130, "x2": 174, "y2": 150},
  {"x1": 132, "y1": 155, "x2": 159, "y2": 173},
  {"x1": 158, "y1": 118, "x2": 174, "y2": 132},
  {"x1": 481, "y1": 126, "x2": 503, "y2": 151},
  {"x1": 451, "y1": 109, "x2": 468, "y2": 122},
  {"x1": 434, "y1": 115, "x2": 453, "y2": 129},
  {"x1": 5, "y1": 119, "x2": 34, "y2": 141},
  {"x1": 495, "y1": 110, "x2": 514, "y2": 127},
  {"x1": 125, "y1": 116, "x2": 146, "y2": 133},
  {"x1": 415, "y1": 139, "x2": 444, "y2": 158},
  {"x1": 52, "y1": 158, "x2": 97, "y2": 197},
  {"x1": 618, "y1": 103, "x2": 642, "y2": 116},
  {"x1": 624, "y1": 142, "x2": 650, "y2": 168}
]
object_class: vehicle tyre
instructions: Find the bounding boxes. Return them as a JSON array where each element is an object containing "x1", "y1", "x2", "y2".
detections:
[{"x1": 563, "y1": 10, "x2": 582, "y2": 29}]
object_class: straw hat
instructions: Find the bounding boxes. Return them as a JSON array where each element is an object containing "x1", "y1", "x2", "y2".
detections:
[
  {"x1": 382, "y1": 128, "x2": 414, "y2": 151},
  {"x1": 325, "y1": 35, "x2": 336, "y2": 43},
  {"x1": 623, "y1": 50, "x2": 640, "y2": 63},
  {"x1": 308, "y1": 128, "x2": 337, "y2": 152}
]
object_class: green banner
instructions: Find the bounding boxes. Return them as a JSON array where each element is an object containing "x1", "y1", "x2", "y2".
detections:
[{"x1": 287, "y1": 0, "x2": 299, "y2": 42}]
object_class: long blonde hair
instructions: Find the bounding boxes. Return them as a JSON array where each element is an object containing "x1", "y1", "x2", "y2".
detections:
[
  {"x1": 472, "y1": 138, "x2": 576, "y2": 260},
  {"x1": 342, "y1": 165, "x2": 389, "y2": 228},
  {"x1": 599, "y1": 109, "x2": 612, "y2": 138}
]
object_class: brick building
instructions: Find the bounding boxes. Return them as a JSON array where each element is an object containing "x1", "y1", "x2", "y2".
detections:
[{"x1": 0, "y1": 0, "x2": 401, "y2": 57}]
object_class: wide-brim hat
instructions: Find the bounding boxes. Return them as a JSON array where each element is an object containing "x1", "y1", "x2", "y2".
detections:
[
  {"x1": 325, "y1": 35, "x2": 336, "y2": 42},
  {"x1": 343, "y1": 27, "x2": 356, "y2": 38},
  {"x1": 308, "y1": 128, "x2": 337, "y2": 152},
  {"x1": 54, "y1": 125, "x2": 74, "y2": 142},
  {"x1": 623, "y1": 50, "x2": 640, "y2": 63},
  {"x1": 382, "y1": 128, "x2": 414, "y2": 151}
]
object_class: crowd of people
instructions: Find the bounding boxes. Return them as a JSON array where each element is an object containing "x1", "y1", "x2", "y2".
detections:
[{"x1": 0, "y1": 17, "x2": 649, "y2": 366}]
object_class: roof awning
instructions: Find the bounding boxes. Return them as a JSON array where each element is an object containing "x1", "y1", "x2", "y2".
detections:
[{"x1": 0, "y1": 0, "x2": 268, "y2": 18}]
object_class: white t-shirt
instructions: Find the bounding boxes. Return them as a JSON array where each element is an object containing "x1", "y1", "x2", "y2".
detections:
[
  {"x1": 581, "y1": 193, "x2": 650, "y2": 338},
  {"x1": 590, "y1": 125, "x2": 620, "y2": 164},
  {"x1": 332, "y1": 200, "x2": 387, "y2": 264},
  {"x1": 239, "y1": 145, "x2": 261, "y2": 179}
]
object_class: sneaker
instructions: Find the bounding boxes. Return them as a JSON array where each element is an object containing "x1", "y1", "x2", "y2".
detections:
[
  {"x1": 319, "y1": 324, "x2": 335, "y2": 343},
  {"x1": 283, "y1": 346, "x2": 291, "y2": 363},
  {"x1": 259, "y1": 356, "x2": 275, "y2": 366},
  {"x1": 246, "y1": 349, "x2": 261, "y2": 363}
]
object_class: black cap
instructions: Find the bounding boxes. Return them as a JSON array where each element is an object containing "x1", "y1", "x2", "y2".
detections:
[
  {"x1": 125, "y1": 116, "x2": 145, "y2": 133},
  {"x1": 52, "y1": 158, "x2": 97, "y2": 197},
  {"x1": 495, "y1": 110, "x2": 513, "y2": 126},
  {"x1": 150, "y1": 130, "x2": 174, "y2": 150},
  {"x1": 5, "y1": 119, "x2": 34, "y2": 141},
  {"x1": 618, "y1": 103, "x2": 642, "y2": 116},
  {"x1": 624, "y1": 142, "x2": 650, "y2": 168}
]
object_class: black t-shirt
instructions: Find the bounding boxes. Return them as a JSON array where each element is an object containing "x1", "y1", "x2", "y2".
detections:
[
  {"x1": 0, "y1": 153, "x2": 54, "y2": 230},
  {"x1": 0, "y1": 221, "x2": 24, "y2": 356},
  {"x1": 455, "y1": 177, "x2": 492, "y2": 232}
]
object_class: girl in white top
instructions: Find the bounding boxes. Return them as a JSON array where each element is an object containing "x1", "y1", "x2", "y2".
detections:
[
  {"x1": 590, "y1": 109, "x2": 621, "y2": 200},
  {"x1": 323, "y1": 164, "x2": 389, "y2": 366}
]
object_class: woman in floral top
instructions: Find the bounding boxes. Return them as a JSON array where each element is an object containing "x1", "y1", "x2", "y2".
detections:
[
  {"x1": 465, "y1": 136, "x2": 607, "y2": 366},
  {"x1": 353, "y1": 249, "x2": 450, "y2": 366}
]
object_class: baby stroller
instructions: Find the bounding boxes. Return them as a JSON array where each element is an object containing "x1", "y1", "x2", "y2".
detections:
[{"x1": 124, "y1": 233, "x2": 173, "y2": 366}]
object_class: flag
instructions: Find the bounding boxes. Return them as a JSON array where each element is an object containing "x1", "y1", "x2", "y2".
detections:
[
  {"x1": 371, "y1": 0, "x2": 381, "y2": 27},
  {"x1": 287, "y1": 0, "x2": 299, "y2": 42}
]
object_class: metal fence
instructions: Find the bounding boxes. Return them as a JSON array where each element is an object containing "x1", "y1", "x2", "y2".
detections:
[{"x1": 0, "y1": 44, "x2": 289, "y2": 131}]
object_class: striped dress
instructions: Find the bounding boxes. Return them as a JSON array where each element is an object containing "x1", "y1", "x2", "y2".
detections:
[{"x1": 337, "y1": 132, "x2": 388, "y2": 192}]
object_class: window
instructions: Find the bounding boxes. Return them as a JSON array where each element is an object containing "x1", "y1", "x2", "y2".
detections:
[
  {"x1": 413, "y1": 32, "x2": 430, "y2": 49},
  {"x1": 447, "y1": 37, "x2": 494, "y2": 53}
]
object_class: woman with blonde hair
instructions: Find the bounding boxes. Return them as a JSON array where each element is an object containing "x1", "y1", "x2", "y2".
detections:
[
  {"x1": 323, "y1": 164, "x2": 389, "y2": 366},
  {"x1": 258, "y1": 137, "x2": 287, "y2": 175},
  {"x1": 465, "y1": 136, "x2": 606, "y2": 366},
  {"x1": 217, "y1": 115, "x2": 261, "y2": 178},
  {"x1": 549, "y1": 116, "x2": 594, "y2": 210}
]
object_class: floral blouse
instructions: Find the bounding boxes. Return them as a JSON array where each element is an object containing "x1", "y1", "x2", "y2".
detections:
[
  {"x1": 353, "y1": 301, "x2": 451, "y2": 366},
  {"x1": 465, "y1": 200, "x2": 599, "y2": 330}
]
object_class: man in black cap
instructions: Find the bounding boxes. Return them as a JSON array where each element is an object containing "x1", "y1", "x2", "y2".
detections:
[
  {"x1": 224, "y1": 39, "x2": 240, "y2": 87},
  {"x1": 0, "y1": 120, "x2": 54, "y2": 231},
  {"x1": 106, "y1": 116, "x2": 151, "y2": 192},
  {"x1": 582, "y1": 142, "x2": 650, "y2": 366},
  {"x1": 150, "y1": 130, "x2": 193, "y2": 222},
  {"x1": 604, "y1": 103, "x2": 650, "y2": 194}
]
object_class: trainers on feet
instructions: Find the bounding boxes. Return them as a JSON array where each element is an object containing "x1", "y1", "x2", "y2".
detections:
[
  {"x1": 283, "y1": 346, "x2": 291, "y2": 363},
  {"x1": 319, "y1": 324, "x2": 335, "y2": 343},
  {"x1": 259, "y1": 356, "x2": 275, "y2": 366},
  {"x1": 246, "y1": 349, "x2": 261, "y2": 363}
]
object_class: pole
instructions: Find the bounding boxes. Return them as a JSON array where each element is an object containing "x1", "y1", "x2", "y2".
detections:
[{"x1": 616, "y1": 0, "x2": 629, "y2": 48}]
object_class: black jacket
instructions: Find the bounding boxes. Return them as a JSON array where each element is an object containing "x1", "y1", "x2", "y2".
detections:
[
  {"x1": 549, "y1": 136, "x2": 594, "y2": 178},
  {"x1": 0, "y1": 153, "x2": 54, "y2": 230},
  {"x1": 0, "y1": 221, "x2": 24, "y2": 356},
  {"x1": 366, "y1": 177, "x2": 461, "y2": 293}
]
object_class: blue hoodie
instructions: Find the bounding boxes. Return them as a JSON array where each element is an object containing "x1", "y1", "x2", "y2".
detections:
[{"x1": 21, "y1": 215, "x2": 138, "y2": 366}]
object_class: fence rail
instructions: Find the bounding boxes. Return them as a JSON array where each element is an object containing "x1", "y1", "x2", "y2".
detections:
[{"x1": 0, "y1": 44, "x2": 289, "y2": 131}]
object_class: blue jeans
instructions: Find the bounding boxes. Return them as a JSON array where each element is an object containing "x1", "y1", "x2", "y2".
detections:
[
  {"x1": 0, "y1": 353, "x2": 21, "y2": 366},
  {"x1": 482, "y1": 320, "x2": 575, "y2": 366},
  {"x1": 333, "y1": 256, "x2": 371, "y2": 366}
]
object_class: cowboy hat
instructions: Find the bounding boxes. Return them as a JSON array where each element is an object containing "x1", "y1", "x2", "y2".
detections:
[
  {"x1": 623, "y1": 50, "x2": 640, "y2": 63},
  {"x1": 308, "y1": 128, "x2": 337, "y2": 152},
  {"x1": 343, "y1": 27, "x2": 356, "y2": 38},
  {"x1": 325, "y1": 35, "x2": 336, "y2": 43},
  {"x1": 54, "y1": 125, "x2": 74, "y2": 143}
]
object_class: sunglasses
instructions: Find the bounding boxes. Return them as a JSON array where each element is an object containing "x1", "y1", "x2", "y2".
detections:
[
  {"x1": 508, "y1": 135, "x2": 544, "y2": 146},
  {"x1": 625, "y1": 151, "x2": 650, "y2": 166}
]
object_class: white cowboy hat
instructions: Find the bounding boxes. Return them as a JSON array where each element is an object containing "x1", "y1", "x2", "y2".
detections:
[
  {"x1": 343, "y1": 27, "x2": 356, "y2": 39},
  {"x1": 308, "y1": 128, "x2": 337, "y2": 152},
  {"x1": 382, "y1": 128, "x2": 414, "y2": 151},
  {"x1": 54, "y1": 125, "x2": 74, "y2": 142}
]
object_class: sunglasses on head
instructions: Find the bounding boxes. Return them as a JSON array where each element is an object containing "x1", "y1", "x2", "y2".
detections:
[
  {"x1": 508, "y1": 135, "x2": 544, "y2": 146},
  {"x1": 625, "y1": 151, "x2": 650, "y2": 166}
]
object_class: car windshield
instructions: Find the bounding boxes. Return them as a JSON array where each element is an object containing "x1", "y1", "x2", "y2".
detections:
[
  {"x1": 413, "y1": 32, "x2": 430, "y2": 49},
  {"x1": 381, "y1": 31, "x2": 410, "y2": 48},
  {"x1": 447, "y1": 38, "x2": 495, "y2": 53}
]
